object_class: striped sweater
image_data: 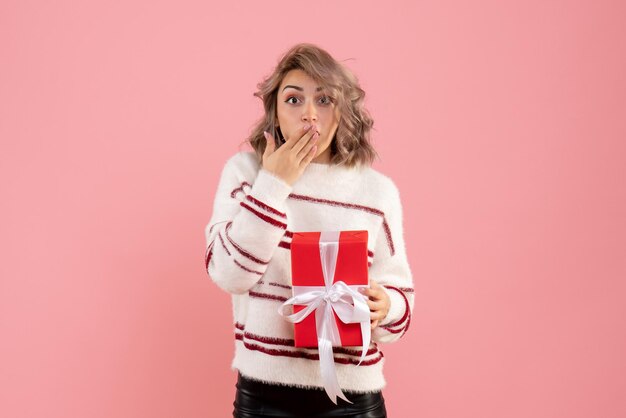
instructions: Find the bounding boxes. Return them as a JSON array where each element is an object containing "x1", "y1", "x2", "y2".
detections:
[{"x1": 203, "y1": 150, "x2": 414, "y2": 393}]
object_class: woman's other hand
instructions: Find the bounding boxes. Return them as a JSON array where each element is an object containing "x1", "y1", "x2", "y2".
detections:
[
  {"x1": 262, "y1": 125, "x2": 319, "y2": 186},
  {"x1": 360, "y1": 278, "x2": 391, "y2": 330}
]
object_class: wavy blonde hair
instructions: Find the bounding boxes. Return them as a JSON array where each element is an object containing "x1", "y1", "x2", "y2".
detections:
[{"x1": 241, "y1": 43, "x2": 379, "y2": 169}]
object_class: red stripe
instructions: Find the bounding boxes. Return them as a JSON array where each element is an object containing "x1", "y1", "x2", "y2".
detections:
[
  {"x1": 218, "y1": 232, "x2": 231, "y2": 256},
  {"x1": 233, "y1": 325, "x2": 382, "y2": 356},
  {"x1": 381, "y1": 285, "x2": 412, "y2": 334},
  {"x1": 246, "y1": 195, "x2": 287, "y2": 219},
  {"x1": 224, "y1": 222, "x2": 270, "y2": 265},
  {"x1": 238, "y1": 330, "x2": 380, "y2": 357},
  {"x1": 242, "y1": 331, "x2": 294, "y2": 346},
  {"x1": 269, "y1": 282, "x2": 292, "y2": 290},
  {"x1": 230, "y1": 181, "x2": 252, "y2": 198},
  {"x1": 333, "y1": 345, "x2": 379, "y2": 357},
  {"x1": 235, "y1": 336, "x2": 384, "y2": 366},
  {"x1": 205, "y1": 244, "x2": 214, "y2": 270},
  {"x1": 379, "y1": 325, "x2": 405, "y2": 334},
  {"x1": 249, "y1": 291, "x2": 288, "y2": 302},
  {"x1": 240, "y1": 201, "x2": 287, "y2": 229},
  {"x1": 380, "y1": 286, "x2": 410, "y2": 328},
  {"x1": 234, "y1": 323, "x2": 383, "y2": 357},
  {"x1": 209, "y1": 220, "x2": 228, "y2": 235},
  {"x1": 217, "y1": 229, "x2": 265, "y2": 275},
  {"x1": 233, "y1": 259, "x2": 264, "y2": 276},
  {"x1": 204, "y1": 242, "x2": 213, "y2": 269},
  {"x1": 381, "y1": 220, "x2": 395, "y2": 256},
  {"x1": 289, "y1": 193, "x2": 385, "y2": 216}
]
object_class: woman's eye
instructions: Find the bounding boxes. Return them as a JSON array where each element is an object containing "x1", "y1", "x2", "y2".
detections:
[
  {"x1": 320, "y1": 96, "x2": 333, "y2": 105},
  {"x1": 285, "y1": 96, "x2": 333, "y2": 105}
]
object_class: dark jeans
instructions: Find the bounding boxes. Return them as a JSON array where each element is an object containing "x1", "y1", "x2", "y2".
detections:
[{"x1": 233, "y1": 371, "x2": 387, "y2": 418}]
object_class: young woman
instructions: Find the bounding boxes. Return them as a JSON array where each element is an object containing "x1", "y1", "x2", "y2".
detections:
[{"x1": 204, "y1": 43, "x2": 414, "y2": 418}]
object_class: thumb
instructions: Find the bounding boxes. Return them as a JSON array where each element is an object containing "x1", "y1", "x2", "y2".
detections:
[{"x1": 263, "y1": 131, "x2": 275, "y2": 156}]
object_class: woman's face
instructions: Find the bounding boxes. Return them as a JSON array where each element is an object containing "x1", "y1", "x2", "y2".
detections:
[{"x1": 276, "y1": 69, "x2": 341, "y2": 163}]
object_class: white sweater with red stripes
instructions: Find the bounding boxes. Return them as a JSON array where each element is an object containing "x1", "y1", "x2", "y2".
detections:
[{"x1": 204, "y1": 150, "x2": 414, "y2": 393}]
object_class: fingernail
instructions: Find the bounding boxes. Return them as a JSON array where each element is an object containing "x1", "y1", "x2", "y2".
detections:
[{"x1": 263, "y1": 131, "x2": 269, "y2": 139}]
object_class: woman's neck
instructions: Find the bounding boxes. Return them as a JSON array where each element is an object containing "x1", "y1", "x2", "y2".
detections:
[{"x1": 311, "y1": 147, "x2": 332, "y2": 164}]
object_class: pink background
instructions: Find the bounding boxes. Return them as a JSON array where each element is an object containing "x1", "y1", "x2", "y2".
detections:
[{"x1": 1, "y1": 1, "x2": 625, "y2": 417}]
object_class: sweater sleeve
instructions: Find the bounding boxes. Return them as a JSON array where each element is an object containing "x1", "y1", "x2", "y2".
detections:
[
  {"x1": 368, "y1": 180, "x2": 415, "y2": 343},
  {"x1": 204, "y1": 153, "x2": 293, "y2": 295}
]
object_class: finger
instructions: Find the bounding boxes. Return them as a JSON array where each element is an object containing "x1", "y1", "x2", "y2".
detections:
[
  {"x1": 294, "y1": 128, "x2": 317, "y2": 157},
  {"x1": 367, "y1": 299, "x2": 385, "y2": 311},
  {"x1": 362, "y1": 287, "x2": 384, "y2": 301},
  {"x1": 300, "y1": 143, "x2": 318, "y2": 166},
  {"x1": 297, "y1": 133, "x2": 319, "y2": 163},
  {"x1": 370, "y1": 311, "x2": 386, "y2": 321},
  {"x1": 291, "y1": 125, "x2": 318, "y2": 155},
  {"x1": 282, "y1": 125, "x2": 307, "y2": 150},
  {"x1": 263, "y1": 131, "x2": 275, "y2": 156},
  {"x1": 371, "y1": 319, "x2": 379, "y2": 330}
]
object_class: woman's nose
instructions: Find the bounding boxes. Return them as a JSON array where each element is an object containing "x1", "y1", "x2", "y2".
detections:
[{"x1": 302, "y1": 101, "x2": 317, "y2": 122}]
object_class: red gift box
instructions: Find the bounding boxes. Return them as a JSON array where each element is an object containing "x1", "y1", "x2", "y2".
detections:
[{"x1": 290, "y1": 230, "x2": 369, "y2": 348}]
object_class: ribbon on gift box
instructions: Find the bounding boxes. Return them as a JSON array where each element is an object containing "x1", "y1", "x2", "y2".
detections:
[{"x1": 277, "y1": 231, "x2": 372, "y2": 405}]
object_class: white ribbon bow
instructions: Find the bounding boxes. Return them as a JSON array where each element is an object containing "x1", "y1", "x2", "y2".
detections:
[{"x1": 277, "y1": 231, "x2": 371, "y2": 405}]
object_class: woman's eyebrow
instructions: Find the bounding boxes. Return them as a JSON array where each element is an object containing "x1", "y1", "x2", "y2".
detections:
[{"x1": 282, "y1": 85, "x2": 325, "y2": 92}]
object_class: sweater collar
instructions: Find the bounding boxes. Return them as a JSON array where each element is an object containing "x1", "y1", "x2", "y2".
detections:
[{"x1": 301, "y1": 161, "x2": 365, "y2": 177}]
